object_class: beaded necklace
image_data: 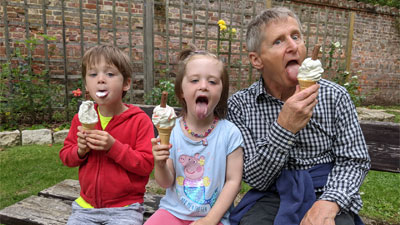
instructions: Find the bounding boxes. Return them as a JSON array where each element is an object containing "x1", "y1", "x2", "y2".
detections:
[{"x1": 183, "y1": 117, "x2": 218, "y2": 139}]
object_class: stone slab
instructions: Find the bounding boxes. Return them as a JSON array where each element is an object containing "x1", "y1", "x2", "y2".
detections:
[
  {"x1": 21, "y1": 129, "x2": 52, "y2": 145},
  {"x1": 0, "y1": 130, "x2": 20, "y2": 147},
  {"x1": 357, "y1": 107, "x2": 395, "y2": 122},
  {"x1": 52, "y1": 130, "x2": 69, "y2": 145}
]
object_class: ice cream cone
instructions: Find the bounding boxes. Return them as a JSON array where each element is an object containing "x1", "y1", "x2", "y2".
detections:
[
  {"x1": 157, "y1": 126, "x2": 173, "y2": 145},
  {"x1": 81, "y1": 123, "x2": 96, "y2": 130},
  {"x1": 298, "y1": 79, "x2": 316, "y2": 91}
]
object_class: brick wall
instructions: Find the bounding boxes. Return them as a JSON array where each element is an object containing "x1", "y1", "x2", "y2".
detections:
[
  {"x1": 289, "y1": 0, "x2": 399, "y2": 105},
  {"x1": 1, "y1": 0, "x2": 399, "y2": 105}
]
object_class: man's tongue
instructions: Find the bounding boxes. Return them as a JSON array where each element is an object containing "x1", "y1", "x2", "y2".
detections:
[
  {"x1": 285, "y1": 62, "x2": 300, "y2": 80},
  {"x1": 195, "y1": 102, "x2": 208, "y2": 119}
]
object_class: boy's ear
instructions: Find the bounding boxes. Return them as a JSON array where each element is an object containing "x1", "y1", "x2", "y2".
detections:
[
  {"x1": 249, "y1": 52, "x2": 263, "y2": 70},
  {"x1": 123, "y1": 78, "x2": 131, "y2": 91}
]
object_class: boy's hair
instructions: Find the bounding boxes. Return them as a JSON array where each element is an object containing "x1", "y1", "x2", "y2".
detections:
[
  {"x1": 175, "y1": 46, "x2": 229, "y2": 119},
  {"x1": 82, "y1": 45, "x2": 133, "y2": 98},
  {"x1": 246, "y1": 7, "x2": 302, "y2": 53}
]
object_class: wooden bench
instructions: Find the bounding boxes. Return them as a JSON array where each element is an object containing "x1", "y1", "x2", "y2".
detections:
[
  {"x1": 0, "y1": 179, "x2": 162, "y2": 225},
  {"x1": 0, "y1": 106, "x2": 398, "y2": 224},
  {"x1": 359, "y1": 120, "x2": 400, "y2": 173}
]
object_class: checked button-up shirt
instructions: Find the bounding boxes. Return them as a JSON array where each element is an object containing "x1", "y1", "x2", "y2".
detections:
[{"x1": 227, "y1": 78, "x2": 370, "y2": 214}]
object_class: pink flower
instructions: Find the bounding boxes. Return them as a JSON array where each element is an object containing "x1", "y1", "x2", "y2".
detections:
[{"x1": 72, "y1": 88, "x2": 82, "y2": 97}]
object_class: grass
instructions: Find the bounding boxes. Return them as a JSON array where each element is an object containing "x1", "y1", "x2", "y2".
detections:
[
  {"x1": 0, "y1": 144, "x2": 78, "y2": 209},
  {"x1": 359, "y1": 170, "x2": 400, "y2": 224},
  {"x1": 0, "y1": 145, "x2": 399, "y2": 224}
]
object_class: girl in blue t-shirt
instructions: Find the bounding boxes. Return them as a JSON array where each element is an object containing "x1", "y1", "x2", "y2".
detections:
[{"x1": 145, "y1": 47, "x2": 244, "y2": 225}]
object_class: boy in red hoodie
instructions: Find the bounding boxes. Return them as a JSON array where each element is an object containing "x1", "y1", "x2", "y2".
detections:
[{"x1": 60, "y1": 45, "x2": 154, "y2": 225}]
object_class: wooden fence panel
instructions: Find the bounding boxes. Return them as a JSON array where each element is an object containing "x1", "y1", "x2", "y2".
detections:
[
  {"x1": 152, "y1": 0, "x2": 352, "y2": 95},
  {"x1": 0, "y1": 0, "x2": 354, "y2": 122}
]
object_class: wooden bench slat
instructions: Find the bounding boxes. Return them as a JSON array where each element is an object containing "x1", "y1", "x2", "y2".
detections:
[
  {"x1": 0, "y1": 195, "x2": 71, "y2": 225},
  {"x1": 38, "y1": 179, "x2": 80, "y2": 202},
  {"x1": 360, "y1": 121, "x2": 400, "y2": 173},
  {"x1": 0, "y1": 179, "x2": 163, "y2": 225}
]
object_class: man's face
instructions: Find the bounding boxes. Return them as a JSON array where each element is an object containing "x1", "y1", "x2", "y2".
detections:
[{"x1": 249, "y1": 17, "x2": 306, "y2": 92}]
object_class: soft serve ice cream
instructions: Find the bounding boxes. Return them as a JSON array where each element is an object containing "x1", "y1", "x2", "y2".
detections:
[
  {"x1": 152, "y1": 105, "x2": 177, "y2": 129},
  {"x1": 297, "y1": 58, "x2": 324, "y2": 81},
  {"x1": 78, "y1": 100, "x2": 98, "y2": 130},
  {"x1": 297, "y1": 45, "x2": 323, "y2": 90},
  {"x1": 152, "y1": 92, "x2": 177, "y2": 145}
]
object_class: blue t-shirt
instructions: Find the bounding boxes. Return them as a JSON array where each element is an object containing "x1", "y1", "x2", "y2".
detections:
[{"x1": 159, "y1": 118, "x2": 243, "y2": 225}]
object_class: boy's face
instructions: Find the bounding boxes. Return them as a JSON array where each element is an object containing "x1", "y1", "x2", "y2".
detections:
[
  {"x1": 181, "y1": 56, "x2": 223, "y2": 120},
  {"x1": 85, "y1": 56, "x2": 130, "y2": 107}
]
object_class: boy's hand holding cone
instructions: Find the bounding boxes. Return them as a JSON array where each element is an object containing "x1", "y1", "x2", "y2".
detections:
[{"x1": 152, "y1": 91, "x2": 177, "y2": 145}]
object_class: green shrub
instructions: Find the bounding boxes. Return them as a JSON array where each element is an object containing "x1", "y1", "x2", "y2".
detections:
[
  {"x1": 325, "y1": 42, "x2": 365, "y2": 106},
  {"x1": 0, "y1": 35, "x2": 64, "y2": 130},
  {"x1": 144, "y1": 79, "x2": 179, "y2": 107}
]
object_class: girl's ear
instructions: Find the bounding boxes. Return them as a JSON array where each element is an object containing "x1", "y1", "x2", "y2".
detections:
[{"x1": 249, "y1": 52, "x2": 263, "y2": 70}]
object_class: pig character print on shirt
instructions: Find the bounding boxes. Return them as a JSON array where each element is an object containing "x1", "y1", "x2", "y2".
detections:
[{"x1": 176, "y1": 153, "x2": 218, "y2": 208}]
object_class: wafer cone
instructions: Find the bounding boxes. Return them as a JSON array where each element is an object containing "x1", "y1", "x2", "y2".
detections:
[
  {"x1": 81, "y1": 123, "x2": 96, "y2": 130},
  {"x1": 157, "y1": 126, "x2": 173, "y2": 145},
  {"x1": 298, "y1": 79, "x2": 316, "y2": 91}
]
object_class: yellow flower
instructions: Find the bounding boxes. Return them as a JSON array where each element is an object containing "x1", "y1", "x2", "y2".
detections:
[
  {"x1": 217, "y1": 19, "x2": 226, "y2": 25},
  {"x1": 219, "y1": 24, "x2": 227, "y2": 31},
  {"x1": 231, "y1": 28, "x2": 237, "y2": 34},
  {"x1": 5, "y1": 112, "x2": 10, "y2": 116}
]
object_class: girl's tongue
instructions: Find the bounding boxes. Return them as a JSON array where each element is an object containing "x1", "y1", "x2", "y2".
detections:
[
  {"x1": 285, "y1": 61, "x2": 300, "y2": 80},
  {"x1": 195, "y1": 102, "x2": 208, "y2": 119}
]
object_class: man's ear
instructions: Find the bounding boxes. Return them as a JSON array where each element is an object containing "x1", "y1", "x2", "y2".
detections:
[
  {"x1": 249, "y1": 52, "x2": 263, "y2": 70},
  {"x1": 123, "y1": 78, "x2": 131, "y2": 91}
]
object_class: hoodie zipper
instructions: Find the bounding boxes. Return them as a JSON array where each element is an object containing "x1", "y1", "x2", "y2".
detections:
[{"x1": 95, "y1": 151, "x2": 102, "y2": 207}]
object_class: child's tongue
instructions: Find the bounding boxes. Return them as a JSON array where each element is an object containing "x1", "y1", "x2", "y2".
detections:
[
  {"x1": 195, "y1": 102, "x2": 208, "y2": 119},
  {"x1": 285, "y1": 62, "x2": 300, "y2": 80}
]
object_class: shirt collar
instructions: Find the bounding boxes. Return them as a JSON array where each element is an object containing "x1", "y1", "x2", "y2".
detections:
[
  {"x1": 252, "y1": 77, "x2": 283, "y2": 104},
  {"x1": 252, "y1": 77, "x2": 267, "y2": 98}
]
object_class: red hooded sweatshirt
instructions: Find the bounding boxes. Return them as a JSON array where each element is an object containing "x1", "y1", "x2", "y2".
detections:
[{"x1": 60, "y1": 104, "x2": 154, "y2": 208}]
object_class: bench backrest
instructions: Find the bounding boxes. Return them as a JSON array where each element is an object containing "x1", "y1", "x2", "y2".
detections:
[{"x1": 138, "y1": 105, "x2": 399, "y2": 173}]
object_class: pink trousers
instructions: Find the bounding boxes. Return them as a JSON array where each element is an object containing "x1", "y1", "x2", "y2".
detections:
[{"x1": 144, "y1": 209, "x2": 223, "y2": 225}]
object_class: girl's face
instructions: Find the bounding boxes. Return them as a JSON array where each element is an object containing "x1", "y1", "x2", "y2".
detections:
[
  {"x1": 85, "y1": 56, "x2": 130, "y2": 107},
  {"x1": 181, "y1": 56, "x2": 223, "y2": 120}
]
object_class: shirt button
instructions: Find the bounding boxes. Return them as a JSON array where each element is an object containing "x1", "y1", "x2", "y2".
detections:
[{"x1": 288, "y1": 140, "x2": 293, "y2": 145}]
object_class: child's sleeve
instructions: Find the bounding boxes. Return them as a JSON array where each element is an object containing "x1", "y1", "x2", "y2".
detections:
[
  {"x1": 59, "y1": 114, "x2": 87, "y2": 167},
  {"x1": 227, "y1": 122, "x2": 244, "y2": 155}
]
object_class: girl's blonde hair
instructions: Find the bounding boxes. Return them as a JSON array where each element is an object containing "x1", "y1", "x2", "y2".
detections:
[{"x1": 174, "y1": 46, "x2": 229, "y2": 119}]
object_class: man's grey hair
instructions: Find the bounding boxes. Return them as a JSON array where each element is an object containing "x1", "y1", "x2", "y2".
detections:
[{"x1": 246, "y1": 7, "x2": 302, "y2": 53}]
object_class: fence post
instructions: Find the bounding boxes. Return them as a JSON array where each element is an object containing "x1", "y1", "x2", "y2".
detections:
[
  {"x1": 346, "y1": 12, "x2": 355, "y2": 72},
  {"x1": 61, "y1": 0, "x2": 70, "y2": 120},
  {"x1": 266, "y1": 0, "x2": 272, "y2": 8},
  {"x1": 144, "y1": 0, "x2": 155, "y2": 96}
]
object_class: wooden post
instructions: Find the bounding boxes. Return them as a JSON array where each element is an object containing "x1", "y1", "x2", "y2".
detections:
[
  {"x1": 266, "y1": 0, "x2": 272, "y2": 8},
  {"x1": 346, "y1": 12, "x2": 355, "y2": 72},
  {"x1": 144, "y1": 0, "x2": 155, "y2": 96},
  {"x1": 61, "y1": 0, "x2": 70, "y2": 120}
]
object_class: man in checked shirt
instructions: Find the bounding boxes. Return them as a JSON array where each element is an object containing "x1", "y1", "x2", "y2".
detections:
[{"x1": 228, "y1": 7, "x2": 370, "y2": 225}]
